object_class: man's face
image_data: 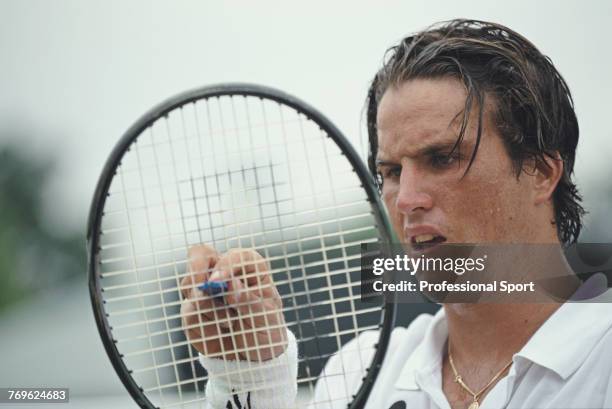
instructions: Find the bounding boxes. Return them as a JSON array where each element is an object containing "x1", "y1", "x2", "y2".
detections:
[{"x1": 376, "y1": 77, "x2": 538, "y2": 249}]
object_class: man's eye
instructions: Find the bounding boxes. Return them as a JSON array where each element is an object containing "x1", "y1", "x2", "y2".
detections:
[
  {"x1": 375, "y1": 167, "x2": 400, "y2": 190},
  {"x1": 384, "y1": 167, "x2": 401, "y2": 179},
  {"x1": 430, "y1": 153, "x2": 458, "y2": 168}
]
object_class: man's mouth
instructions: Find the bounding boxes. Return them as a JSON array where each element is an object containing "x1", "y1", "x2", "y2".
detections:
[{"x1": 410, "y1": 234, "x2": 447, "y2": 252}]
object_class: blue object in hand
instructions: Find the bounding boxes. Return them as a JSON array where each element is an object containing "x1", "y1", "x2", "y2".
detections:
[{"x1": 198, "y1": 281, "x2": 229, "y2": 297}]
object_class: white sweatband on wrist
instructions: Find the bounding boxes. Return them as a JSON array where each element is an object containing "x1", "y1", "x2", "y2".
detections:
[{"x1": 199, "y1": 329, "x2": 298, "y2": 409}]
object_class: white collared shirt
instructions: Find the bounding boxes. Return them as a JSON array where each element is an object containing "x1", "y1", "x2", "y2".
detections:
[
  {"x1": 311, "y1": 286, "x2": 612, "y2": 409},
  {"x1": 200, "y1": 279, "x2": 612, "y2": 409}
]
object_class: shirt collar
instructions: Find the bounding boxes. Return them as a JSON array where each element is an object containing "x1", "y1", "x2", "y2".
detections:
[
  {"x1": 395, "y1": 306, "x2": 447, "y2": 390},
  {"x1": 394, "y1": 275, "x2": 612, "y2": 390},
  {"x1": 516, "y1": 281, "x2": 612, "y2": 380}
]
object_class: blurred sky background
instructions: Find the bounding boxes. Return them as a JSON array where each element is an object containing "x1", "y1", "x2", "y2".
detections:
[{"x1": 0, "y1": 0, "x2": 611, "y2": 407}]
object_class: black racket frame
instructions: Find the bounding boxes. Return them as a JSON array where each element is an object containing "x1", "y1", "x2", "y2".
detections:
[{"x1": 86, "y1": 83, "x2": 397, "y2": 409}]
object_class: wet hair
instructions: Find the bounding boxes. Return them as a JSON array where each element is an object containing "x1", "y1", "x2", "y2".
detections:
[{"x1": 366, "y1": 19, "x2": 585, "y2": 245}]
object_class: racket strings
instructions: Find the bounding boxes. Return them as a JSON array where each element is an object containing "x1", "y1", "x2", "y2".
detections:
[
  {"x1": 192, "y1": 100, "x2": 244, "y2": 398},
  {"x1": 130, "y1": 331, "x2": 381, "y2": 379},
  {"x1": 123, "y1": 308, "x2": 383, "y2": 353},
  {"x1": 266, "y1": 103, "x2": 345, "y2": 403},
  {"x1": 104, "y1": 255, "x2": 383, "y2": 328},
  {"x1": 102, "y1": 181, "x2": 367, "y2": 231},
  {"x1": 106, "y1": 272, "x2": 373, "y2": 319},
  {"x1": 99, "y1": 213, "x2": 374, "y2": 275},
  {"x1": 110, "y1": 291, "x2": 379, "y2": 339},
  {"x1": 117, "y1": 151, "x2": 171, "y2": 406},
  {"x1": 101, "y1": 238, "x2": 372, "y2": 290},
  {"x1": 226, "y1": 97, "x2": 282, "y2": 379},
  {"x1": 98, "y1": 94, "x2": 384, "y2": 408}
]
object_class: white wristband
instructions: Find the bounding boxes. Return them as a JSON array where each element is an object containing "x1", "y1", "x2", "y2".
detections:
[{"x1": 199, "y1": 329, "x2": 298, "y2": 409}]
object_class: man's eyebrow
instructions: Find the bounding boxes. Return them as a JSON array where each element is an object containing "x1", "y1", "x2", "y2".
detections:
[{"x1": 376, "y1": 140, "x2": 468, "y2": 166}]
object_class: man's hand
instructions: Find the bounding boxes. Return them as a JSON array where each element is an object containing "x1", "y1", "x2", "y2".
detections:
[{"x1": 180, "y1": 245, "x2": 288, "y2": 362}]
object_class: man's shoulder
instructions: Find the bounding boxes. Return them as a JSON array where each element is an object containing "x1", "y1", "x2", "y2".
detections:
[
  {"x1": 343, "y1": 312, "x2": 436, "y2": 351},
  {"x1": 397, "y1": 312, "x2": 436, "y2": 337},
  {"x1": 339, "y1": 312, "x2": 437, "y2": 361},
  {"x1": 385, "y1": 312, "x2": 437, "y2": 364},
  {"x1": 324, "y1": 312, "x2": 437, "y2": 378}
]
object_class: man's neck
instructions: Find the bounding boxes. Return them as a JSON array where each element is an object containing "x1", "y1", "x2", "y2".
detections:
[
  {"x1": 443, "y1": 240, "x2": 581, "y2": 361},
  {"x1": 443, "y1": 302, "x2": 561, "y2": 363},
  {"x1": 440, "y1": 302, "x2": 562, "y2": 409}
]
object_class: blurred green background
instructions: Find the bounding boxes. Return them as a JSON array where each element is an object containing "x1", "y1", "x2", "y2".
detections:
[{"x1": 0, "y1": 145, "x2": 83, "y2": 313}]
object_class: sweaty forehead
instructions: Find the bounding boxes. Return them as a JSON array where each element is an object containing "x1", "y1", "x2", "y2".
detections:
[{"x1": 376, "y1": 77, "x2": 470, "y2": 158}]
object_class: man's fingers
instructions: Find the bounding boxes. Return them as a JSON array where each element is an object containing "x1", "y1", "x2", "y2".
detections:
[
  {"x1": 179, "y1": 246, "x2": 288, "y2": 361},
  {"x1": 180, "y1": 244, "x2": 219, "y2": 299},
  {"x1": 205, "y1": 267, "x2": 274, "y2": 309},
  {"x1": 214, "y1": 249, "x2": 271, "y2": 285},
  {"x1": 181, "y1": 271, "x2": 239, "y2": 325},
  {"x1": 182, "y1": 291, "x2": 235, "y2": 328},
  {"x1": 213, "y1": 249, "x2": 279, "y2": 300},
  {"x1": 203, "y1": 269, "x2": 284, "y2": 331},
  {"x1": 188, "y1": 244, "x2": 219, "y2": 274}
]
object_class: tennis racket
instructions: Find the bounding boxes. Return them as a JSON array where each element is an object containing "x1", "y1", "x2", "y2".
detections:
[{"x1": 87, "y1": 83, "x2": 397, "y2": 409}]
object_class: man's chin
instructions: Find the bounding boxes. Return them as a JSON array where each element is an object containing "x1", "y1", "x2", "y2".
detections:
[
  {"x1": 406, "y1": 241, "x2": 476, "y2": 259},
  {"x1": 411, "y1": 242, "x2": 484, "y2": 303}
]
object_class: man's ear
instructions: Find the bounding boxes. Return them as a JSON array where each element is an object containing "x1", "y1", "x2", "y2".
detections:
[{"x1": 533, "y1": 152, "x2": 563, "y2": 205}]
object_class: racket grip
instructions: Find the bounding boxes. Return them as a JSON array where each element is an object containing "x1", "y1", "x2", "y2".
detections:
[{"x1": 198, "y1": 281, "x2": 229, "y2": 298}]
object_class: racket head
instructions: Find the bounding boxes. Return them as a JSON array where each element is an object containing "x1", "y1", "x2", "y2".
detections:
[{"x1": 87, "y1": 83, "x2": 397, "y2": 409}]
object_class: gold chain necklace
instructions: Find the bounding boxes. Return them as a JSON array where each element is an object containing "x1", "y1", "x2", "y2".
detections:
[{"x1": 447, "y1": 341, "x2": 513, "y2": 409}]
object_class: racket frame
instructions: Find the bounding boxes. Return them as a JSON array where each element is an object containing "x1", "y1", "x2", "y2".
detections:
[{"x1": 87, "y1": 83, "x2": 397, "y2": 409}]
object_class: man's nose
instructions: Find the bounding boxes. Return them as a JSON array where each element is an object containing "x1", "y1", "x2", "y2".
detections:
[{"x1": 395, "y1": 164, "x2": 433, "y2": 214}]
